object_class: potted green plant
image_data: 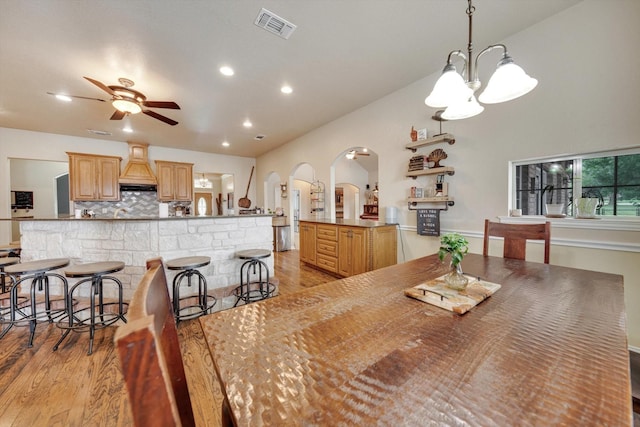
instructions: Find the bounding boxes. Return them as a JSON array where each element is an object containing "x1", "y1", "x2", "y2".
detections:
[{"x1": 437, "y1": 233, "x2": 469, "y2": 290}]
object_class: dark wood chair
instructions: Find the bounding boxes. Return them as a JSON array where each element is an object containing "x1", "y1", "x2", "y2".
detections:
[
  {"x1": 114, "y1": 258, "x2": 196, "y2": 427},
  {"x1": 483, "y1": 219, "x2": 551, "y2": 264}
]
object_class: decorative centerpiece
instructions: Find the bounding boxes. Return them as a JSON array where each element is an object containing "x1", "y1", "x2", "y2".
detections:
[{"x1": 437, "y1": 233, "x2": 469, "y2": 290}]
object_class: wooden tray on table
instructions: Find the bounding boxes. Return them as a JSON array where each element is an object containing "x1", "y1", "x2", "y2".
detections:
[{"x1": 405, "y1": 274, "x2": 501, "y2": 314}]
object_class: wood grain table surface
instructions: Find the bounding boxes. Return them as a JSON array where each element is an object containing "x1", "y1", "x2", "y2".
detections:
[{"x1": 199, "y1": 253, "x2": 632, "y2": 426}]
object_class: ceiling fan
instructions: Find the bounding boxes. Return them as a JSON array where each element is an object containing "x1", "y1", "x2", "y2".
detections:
[
  {"x1": 345, "y1": 149, "x2": 370, "y2": 160},
  {"x1": 77, "y1": 77, "x2": 180, "y2": 126}
]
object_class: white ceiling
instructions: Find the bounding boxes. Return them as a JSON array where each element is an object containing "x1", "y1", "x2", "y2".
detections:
[{"x1": 0, "y1": 0, "x2": 580, "y2": 158}]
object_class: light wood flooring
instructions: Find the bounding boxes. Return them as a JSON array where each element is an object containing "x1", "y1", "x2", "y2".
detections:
[{"x1": 0, "y1": 250, "x2": 337, "y2": 427}]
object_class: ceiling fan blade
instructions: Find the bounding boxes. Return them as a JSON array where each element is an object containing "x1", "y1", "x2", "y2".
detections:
[
  {"x1": 143, "y1": 100, "x2": 180, "y2": 109},
  {"x1": 110, "y1": 110, "x2": 126, "y2": 120},
  {"x1": 84, "y1": 76, "x2": 115, "y2": 96},
  {"x1": 47, "y1": 92, "x2": 106, "y2": 102},
  {"x1": 143, "y1": 109, "x2": 178, "y2": 126}
]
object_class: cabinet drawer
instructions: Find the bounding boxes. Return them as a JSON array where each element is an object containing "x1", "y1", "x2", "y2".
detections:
[
  {"x1": 316, "y1": 224, "x2": 337, "y2": 241},
  {"x1": 316, "y1": 253, "x2": 338, "y2": 273},
  {"x1": 317, "y1": 239, "x2": 337, "y2": 256}
]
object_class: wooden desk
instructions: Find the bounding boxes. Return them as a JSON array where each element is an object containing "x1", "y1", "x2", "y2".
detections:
[{"x1": 199, "y1": 253, "x2": 632, "y2": 426}]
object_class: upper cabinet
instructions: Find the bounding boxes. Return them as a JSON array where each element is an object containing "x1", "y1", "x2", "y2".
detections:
[
  {"x1": 155, "y1": 160, "x2": 193, "y2": 202},
  {"x1": 67, "y1": 152, "x2": 121, "y2": 201}
]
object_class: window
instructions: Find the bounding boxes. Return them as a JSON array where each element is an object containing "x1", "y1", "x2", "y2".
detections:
[{"x1": 513, "y1": 149, "x2": 640, "y2": 217}]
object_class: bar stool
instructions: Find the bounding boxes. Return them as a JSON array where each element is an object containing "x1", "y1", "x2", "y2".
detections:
[
  {"x1": 2, "y1": 258, "x2": 70, "y2": 347},
  {"x1": 166, "y1": 256, "x2": 216, "y2": 323},
  {"x1": 233, "y1": 249, "x2": 276, "y2": 307},
  {"x1": 0, "y1": 270, "x2": 17, "y2": 338},
  {"x1": 53, "y1": 261, "x2": 127, "y2": 355},
  {"x1": 0, "y1": 257, "x2": 20, "y2": 293}
]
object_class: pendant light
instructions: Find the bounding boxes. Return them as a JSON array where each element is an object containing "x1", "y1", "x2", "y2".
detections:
[{"x1": 425, "y1": 0, "x2": 538, "y2": 120}]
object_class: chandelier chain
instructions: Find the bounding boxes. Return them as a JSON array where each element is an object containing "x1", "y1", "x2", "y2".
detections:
[{"x1": 466, "y1": 0, "x2": 475, "y2": 17}]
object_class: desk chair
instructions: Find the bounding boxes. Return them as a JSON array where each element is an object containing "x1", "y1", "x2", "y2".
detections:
[
  {"x1": 483, "y1": 219, "x2": 551, "y2": 264},
  {"x1": 114, "y1": 258, "x2": 195, "y2": 427}
]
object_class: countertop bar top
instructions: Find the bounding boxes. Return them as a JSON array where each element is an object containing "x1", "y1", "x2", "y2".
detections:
[
  {"x1": 1, "y1": 214, "x2": 274, "y2": 221},
  {"x1": 300, "y1": 218, "x2": 396, "y2": 228}
]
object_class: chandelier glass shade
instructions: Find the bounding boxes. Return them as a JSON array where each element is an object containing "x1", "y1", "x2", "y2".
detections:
[{"x1": 425, "y1": 0, "x2": 538, "y2": 120}]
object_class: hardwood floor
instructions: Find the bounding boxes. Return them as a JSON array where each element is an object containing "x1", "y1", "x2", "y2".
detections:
[{"x1": 0, "y1": 250, "x2": 336, "y2": 427}]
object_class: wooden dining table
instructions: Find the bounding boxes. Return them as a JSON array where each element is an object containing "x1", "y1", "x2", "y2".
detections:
[{"x1": 199, "y1": 253, "x2": 632, "y2": 426}]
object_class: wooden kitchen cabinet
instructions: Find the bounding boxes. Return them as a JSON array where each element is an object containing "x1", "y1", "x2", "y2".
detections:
[
  {"x1": 316, "y1": 224, "x2": 338, "y2": 274},
  {"x1": 338, "y1": 226, "x2": 368, "y2": 276},
  {"x1": 155, "y1": 160, "x2": 193, "y2": 202},
  {"x1": 67, "y1": 152, "x2": 121, "y2": 201},
  {"x1": 299, "y1": 222, "x2": 317, "y2": 265},
  {"x1": 300, "y1": 220, "x2": 397, "y2": 277}
]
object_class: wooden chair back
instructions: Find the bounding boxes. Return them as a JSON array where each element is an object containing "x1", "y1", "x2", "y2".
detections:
[
  {"x1": 114, "y1": 258, "x2": 195, "y2": 427},
  {"x1": 483, "y1": 219, "x2": 551, "y2": 264}
]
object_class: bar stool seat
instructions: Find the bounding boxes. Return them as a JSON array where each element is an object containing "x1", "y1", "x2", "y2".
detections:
[
  {"x1": 167, "y1": 256, "x2": 216, "y2": 323},
  {"x1": 53, "y1": 261, "x2": 127, "y2": 355},
  {"x1": 233, "y1": 249, "x2": 276, "y2": 307},
  {"x1": 2, "y1": 258, "x2": 70, "y2": 347},
  {"x1": 0, "y1": 242, "x2": 21, "y2": 259}
]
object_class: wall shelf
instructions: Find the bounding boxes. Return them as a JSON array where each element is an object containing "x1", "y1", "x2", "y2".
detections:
[
  {"x1": 406, "y1": 166, "x2": 455, "y2": 179},
  {"x1": 405, "y1": 133, "x2": 455, "y2": 152},
  {"x1": 408, "y1": 197, "x2": 455, "y2": 210}
]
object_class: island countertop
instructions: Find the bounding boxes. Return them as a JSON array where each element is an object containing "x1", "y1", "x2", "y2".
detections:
[{"x1": 299, "y1": 218, "x2": 396, "y2": 228}]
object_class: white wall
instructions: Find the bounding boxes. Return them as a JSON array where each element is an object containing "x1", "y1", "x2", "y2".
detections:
[{"x1": 256, "y1": 1, "x2": 640, "y2": 347}]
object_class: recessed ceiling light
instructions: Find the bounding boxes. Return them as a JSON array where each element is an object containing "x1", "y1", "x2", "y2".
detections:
[
  {"x1": 222, "y1": 141, "x2": 230, "y2": 147},
  {"x1": 220, "y1": 66, "x2": 234, "y2": 76},
  {"x1": 123, "y1": 126, "x2": 133, "y2": 133},
  {"x1": 243, "y1": 119, "x2": 253, "y2": 128},
  {"x1": 362, "y1": 148, "x2": 368, "y2": 153},
  {"x1": 281, "y1": 85, "x2": 293, "y2": 94},
  {"x1": 55, "y1": 94, "x2": 72, "y2": 102}
]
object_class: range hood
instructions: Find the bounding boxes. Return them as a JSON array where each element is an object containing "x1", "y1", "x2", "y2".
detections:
[{"x1": 119, "y1": 142, "x2": 157, "y2": 189}]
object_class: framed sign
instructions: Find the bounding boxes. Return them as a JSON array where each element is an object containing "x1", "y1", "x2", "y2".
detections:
[{"x1": 417, "y1": 208, "x2": 440, "y2": 236}]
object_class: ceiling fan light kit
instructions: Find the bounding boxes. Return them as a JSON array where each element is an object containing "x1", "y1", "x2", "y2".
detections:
[
  {"x1": 425, "y1": 0, "x2": 538, "y2": 120},
  {"x1": 112, "y1": 99, "x2": 142, "y2": 114},
  {"x1": 82, "y1": 76, "x2": 181, "y2": 125}
]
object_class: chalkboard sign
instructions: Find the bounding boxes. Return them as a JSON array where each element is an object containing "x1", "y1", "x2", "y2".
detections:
[
  {"x1": 11, "y1": 191, "x2": 33, "y2": 209},
  {"x1": 417, "y1": 209, "x2": 440, "y2": 236}
]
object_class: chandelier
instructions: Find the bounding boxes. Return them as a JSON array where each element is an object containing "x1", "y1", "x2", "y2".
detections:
[
  {"x1": 425, "y1": 0, "x2": 538, "y2": 120},
  {"x1": 197, "y1": 173, "x2": 211, "y2": 188}
]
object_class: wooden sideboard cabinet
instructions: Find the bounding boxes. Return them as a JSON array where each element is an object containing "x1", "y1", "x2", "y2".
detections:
[
  {"x1": 155, "y1": 160, "x2": 193, "y2": 202},
  {"x1": 300, "y1": 220, "x2": 397, "y2": 277},
  {"x1": 67, "y1": 152, "x2": 121, "y2": 201}
]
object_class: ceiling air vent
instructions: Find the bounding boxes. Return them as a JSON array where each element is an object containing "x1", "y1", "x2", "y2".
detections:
[
  {"x1": 254, "y1": 8, "x2": 296, "y2": 39},
  {"x1": 254, "y1": 134, "x2": 266, "y2": 141}
]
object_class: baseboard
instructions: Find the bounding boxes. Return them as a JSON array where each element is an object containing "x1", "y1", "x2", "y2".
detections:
[{"x1": 630, "y1": 345, "x2": 640, "y2": 354}]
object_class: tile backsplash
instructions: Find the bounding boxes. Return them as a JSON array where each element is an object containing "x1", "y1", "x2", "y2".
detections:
[{"x1": 74, "y1": 191, "x2": 191, "y2": 218}]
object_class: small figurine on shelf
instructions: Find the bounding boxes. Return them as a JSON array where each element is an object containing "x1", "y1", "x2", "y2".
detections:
[
  {"x1": 410, "y1": 126, "x2": 418, "y2": 142},
  {"x1": 427, "y1": 148, "x2": 448, "y2": 168}
]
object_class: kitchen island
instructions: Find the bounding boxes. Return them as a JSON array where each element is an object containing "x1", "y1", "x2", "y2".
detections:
[
  {"x1": 10, "y1": 215, "x2": 274, "y2": 309},
  {"x1": 299, "y1": 218, "x2": 397, "y2": 277}
]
